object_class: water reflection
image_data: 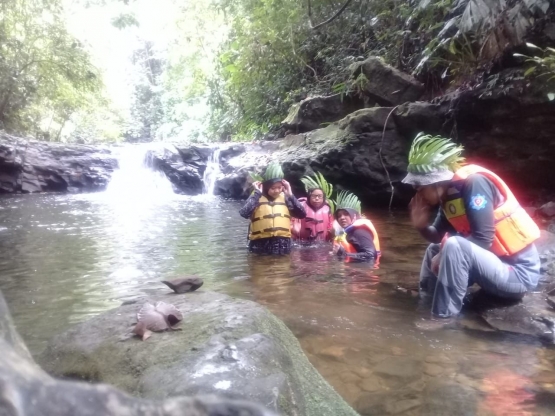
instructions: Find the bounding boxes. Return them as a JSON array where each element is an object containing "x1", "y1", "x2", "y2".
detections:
[{"x1": 0, "y1": 194, "x2": 554, "y2": 415}]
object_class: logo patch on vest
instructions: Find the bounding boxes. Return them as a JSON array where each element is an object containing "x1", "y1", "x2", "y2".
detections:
[
  {"x1": 448, "y1": 203, "x2": 457, "y2": 214},
  {"x1": 470, "y1": 194, "x2": 487, "y2": 210}
]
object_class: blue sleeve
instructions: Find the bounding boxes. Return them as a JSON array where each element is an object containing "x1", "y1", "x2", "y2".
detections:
[
  {"x1": 461, "y1": 175, "x2": 497, "y2": 249},
  {"x1": 286, "y1": 195, "x2": 307, "y2": 219},
  {"x1": 432, "y1": 209, "x2": 452, "y2": 237}
]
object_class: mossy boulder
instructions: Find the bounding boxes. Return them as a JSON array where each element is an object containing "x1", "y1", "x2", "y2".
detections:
[{"x1": 39, "y1": 291, "x2": 359, "y2": 416}]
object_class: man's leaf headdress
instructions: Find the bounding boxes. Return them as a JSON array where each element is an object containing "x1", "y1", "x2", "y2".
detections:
[{"x1": 407, "y1": 133, "x2": 465, "y2": 174}]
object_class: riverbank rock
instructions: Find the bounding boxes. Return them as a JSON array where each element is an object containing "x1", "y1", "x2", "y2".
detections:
[
  {"x1": 215, "y1": 107, "x2": 410, "y2": 205},
  {"x1": 0, "y1": 133, "x2": 117, "y2": 193},
  {"x1": 39, "y1": 291, "x2": 358, "y2": 416},
  {"x1": 147, "y1": 144, "x2": 214, "y2": 195},
  {"x1": 350, "y1": 57, "x2": 424, "y2": 106},
  {"x1": 0, "y1": 290, "x2": 276, "y2": 416},
  {"x1": 281, "y1": 94, "x2": 365, "y2": 134}
]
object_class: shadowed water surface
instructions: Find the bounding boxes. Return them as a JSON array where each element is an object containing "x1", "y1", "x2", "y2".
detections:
[{"x1": 0, "y1": 192, "x2": 554, "y2": 415}]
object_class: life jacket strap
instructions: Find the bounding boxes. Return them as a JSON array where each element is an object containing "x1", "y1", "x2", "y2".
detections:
[
  {"x1": 252, "y1": 213, "x2": 291, "y2": 222},
  {"x1": 259, "y1": 201, "x2": 287, "y2": 207},
  {"x1": 251, "y1": 227, "x2": 290, "y2": 235}
]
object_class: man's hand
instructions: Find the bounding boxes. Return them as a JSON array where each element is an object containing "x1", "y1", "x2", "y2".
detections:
[
  {"x1": 431, "y1": 252, "x2": 441, "y2": 276},
  {"x1": 282, "y1": 179, "x2": 292, "y2": 196},
  {"x1": 332, "y1": 243, "x2": 345, "y2": 256},
  {"x1": 252, "y1": 181, "x2": 262, "y2": 192},
  {"x1": 409, "y1": 193, "x2": 431, "y2": 230}
]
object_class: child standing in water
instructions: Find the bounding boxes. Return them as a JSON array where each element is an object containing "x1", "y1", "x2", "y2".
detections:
[{"x1": 239, "y1": 163, "x2": 306, "y2": 255}]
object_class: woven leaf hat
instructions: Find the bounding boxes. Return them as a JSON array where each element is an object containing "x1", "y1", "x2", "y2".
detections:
[
  {"x1": 249, "y1": 162, "x2": 284, "y2": 183},
  {"x1": 333, "y1": 190, "x2": 362, "y2": 214},
  {"x1": 301, "y1": 172, "x2": 335, "y2": 213},
  {"x1": 402, "y1": 133, "x2": 465, "y2": 186}
]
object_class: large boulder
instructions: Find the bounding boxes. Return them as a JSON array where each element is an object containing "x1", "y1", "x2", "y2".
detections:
[
  {"x1": 281, "y1": 94, "x2": 365, "y2": 134},
  {"x1": 215, "y1": 107, "x2": 411, "y2": 205},
  {"x1": 393, "y1": 69, "x2": 555, "y2": 205},
  {"x1": 0, "y1": 133, "x2": 117, "y2": 193},
  {"x1": 0, "y1": 290, "x2": 275, "y2": 416},
  {"x1": 39, "y1": 291, "x2": 358, "y2": 416},
  {"x1": 350, "y1": 57, "x2": 424, "y2": 106},
  {"x1": 148, "y1": 144, "x2": 216, "y2": 195}
]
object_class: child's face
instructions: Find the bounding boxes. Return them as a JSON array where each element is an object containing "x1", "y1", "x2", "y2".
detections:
[{"x1": 268, "y1": 182, "x2": 283, "y2": 198}]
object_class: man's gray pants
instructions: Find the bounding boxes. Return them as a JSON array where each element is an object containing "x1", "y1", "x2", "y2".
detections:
[{"x1": 420, "y1": 236, "x2": 527, "y2": 318}]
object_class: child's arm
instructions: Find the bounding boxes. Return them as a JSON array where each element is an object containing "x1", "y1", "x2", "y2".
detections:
[
  {"x1": 239, "y1": 190, "x2": 262, "y2": 219},
  {"x1": 286, "y1": 195, "x2": 306, "y2": 219}
]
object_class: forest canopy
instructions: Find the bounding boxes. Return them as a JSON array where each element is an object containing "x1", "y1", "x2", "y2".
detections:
[{"x1": 0, "y1": 0, "x2": 552, "y2": 143}]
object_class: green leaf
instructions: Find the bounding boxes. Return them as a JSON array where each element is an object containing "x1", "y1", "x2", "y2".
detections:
[{"x1": 523, "y1": 67, "x2": 536, "y2": 77}]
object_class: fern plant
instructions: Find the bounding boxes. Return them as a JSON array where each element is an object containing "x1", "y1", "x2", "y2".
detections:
[
  {"x1": 407, "y1": 133, "x2": 465, "y2": 174},
  {"x1": 301, "y1": 172, "x2": 335, "y2": 212}
]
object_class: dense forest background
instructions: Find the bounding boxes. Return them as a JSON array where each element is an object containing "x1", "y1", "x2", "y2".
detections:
[{"x1": 0, "y1": 0, "x2": 553, "y2": 144}]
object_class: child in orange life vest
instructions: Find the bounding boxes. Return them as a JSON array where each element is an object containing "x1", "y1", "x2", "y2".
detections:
[
  {"x1": 291, "y1": 172, "x2": 335, "y2": 243},
  {"x1": 332, "y1": 191, "x2": 380, "y2": 263},
  {"x1": 239, "y1": 163, "x2": 306, "y2": 255}
]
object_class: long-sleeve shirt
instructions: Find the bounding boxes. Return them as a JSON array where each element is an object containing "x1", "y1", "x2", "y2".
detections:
[
  {"x1": 239, "y1": 190, "x2": 306, "y2": 220},
  {"x1": 337, "y1": 227, "x2": 376, "y2": 262}
]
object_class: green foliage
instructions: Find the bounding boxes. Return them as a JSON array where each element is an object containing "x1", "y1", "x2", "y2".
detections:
[
  {"x1": 0, "y1": 0, "x2": 102, "y2": 140},
  {"x1": 333, "y1": 190, "x2": 361, "y2": 214},
  {"x1": 301, "y1": 172, "x2": 335, "y2": 212},
  {"x1": 407, "y1": 133, "x2": 465, "y2": 174},
  {"x1": 263, "y1": 162, "x2": 284, "y2": 181},
  {"x1": 514, "y1": 43, "x2": 555, "y2": 100}
]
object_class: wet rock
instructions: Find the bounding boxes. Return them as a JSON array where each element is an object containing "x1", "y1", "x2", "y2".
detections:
[
  {"x1": 359, "y1": 376, "x2": 381, "y2": 392},
  {"x1": 538, "y1": 202, "x2": 555, "y2": 218},
  {"x1": 465, "y1": 290, "x2": 555, "y2": 343},
  {"x1": 373, "y1": 357, "x2": 422, "y2": 383},
  {"x1": 423, "y1": 363, "x2": 444, "y2": 377},
  {"x1": 281, "y1": 94, "x2": 365, "y2": 134},
  {"x1": 0, "y1": 290, "x2": 276, "y2": 416},
  {"x1": 39, "y1": 291, "x2": 358, "y2": 416},
  {"x1": 0, "y1": 133, "x2": 117, "y2": 194},
  {"x1": 355, "y1": 391, "x2": 422, "y2": 416},
  {"x1": 422, "y1": 381, "x2": 477, "y2": 415},
  {"x1": 216, "y1": 107, "x2": 411, "y2": 206},
  {"x1": 350, "y1": 57, "x2": 424, "y2": 106},
  {"x1": 340, "y1": 371, "x2": 362, "y2": 383},
  {"x1": 148, "y1": 144, "x2": 212, "y2": 195}
]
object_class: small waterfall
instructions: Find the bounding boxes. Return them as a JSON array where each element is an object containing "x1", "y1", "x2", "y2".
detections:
[
  {"x1": 202, "y1": 148, "x2": 221, "y2": 195},
  {"x1": 106, "y1": 144, "x2": 174, "y2": 202}
]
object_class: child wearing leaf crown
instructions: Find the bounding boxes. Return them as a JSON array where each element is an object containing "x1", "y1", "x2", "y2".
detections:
[
  {"x1": 332, "y1": 190, "x2": 380, "y2": 263},
  {"x1": 239, "y1": 162, "x2": 306, "y2": 255},
  {"x1": 291, "y1": 173, "x2": 335, "y2": 243}
]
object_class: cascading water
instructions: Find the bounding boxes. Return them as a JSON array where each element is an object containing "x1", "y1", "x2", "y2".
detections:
[
  {"x1": 105, "y1": 144, "x2": 175, "y2": 203},
  {"x1": 202, "y1": 148, "x2": 221, "y2": 195}
]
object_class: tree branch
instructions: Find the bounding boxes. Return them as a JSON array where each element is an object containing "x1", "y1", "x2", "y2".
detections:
[{"x1": 307, "y1": 0, "x2": 355, "y2": 30}]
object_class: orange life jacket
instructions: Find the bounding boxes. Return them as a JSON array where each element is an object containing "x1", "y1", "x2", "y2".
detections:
[
  {"x1": 291, "y1": 198, "x2": 333, "y2": 242},
  {"x1": 442, "y1": 164, "x2": 540, "y2": 256},
  {"x1": 334, "y1": 219, "x2": 381, "y2": 262}
]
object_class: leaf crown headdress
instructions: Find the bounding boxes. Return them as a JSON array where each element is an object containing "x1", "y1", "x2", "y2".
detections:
[
  {"x1": 301, "y1": 172, "x2": 335, "y2": 212},
  {"x1": 333, "y1": 190, "x2": 361, "y2": 214},
  {"x1": 250, "y1": 162, "x2": 284, "y2": 182},
  {"x1": 407, "y1": 133, "x2": 465, "y2": 174}
]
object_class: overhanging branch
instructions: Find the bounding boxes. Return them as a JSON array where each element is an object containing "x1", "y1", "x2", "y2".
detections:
[{"x1": 307, "y1": 0, "x2": 355, "y2": 30}]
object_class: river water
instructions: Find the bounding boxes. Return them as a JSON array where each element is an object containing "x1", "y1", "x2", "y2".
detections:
[{"x1": 0, "y1": 148, "x2": 554, "y2": 415}]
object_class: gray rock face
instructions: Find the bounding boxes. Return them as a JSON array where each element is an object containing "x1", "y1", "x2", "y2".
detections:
[
  {"x1": 281, "y1": 94, "x2": 365, "y2": 134},
  {"x1": 350, "y1": 57, "x2": 424, "y2": 106},
  {"x1": 0, "y1": 291, "x2": 276, "y2": 416},
  {"x1": 39, "y1": 291, "x2": 358, "y2": 416},
  {"x1": 215, "y1": 107, "x2": 410, "y2": 205},
  {"x1": 0, "y1": 133, "x2": 117, "y2": 193}
]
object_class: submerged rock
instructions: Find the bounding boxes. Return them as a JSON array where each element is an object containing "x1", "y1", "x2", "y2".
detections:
[
  {"x1": 39, "y1": 291, "x2": 358, "y2": 416},
  {"x1": 0, "y1": 290, "x2": 276, "y2": 416}
]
